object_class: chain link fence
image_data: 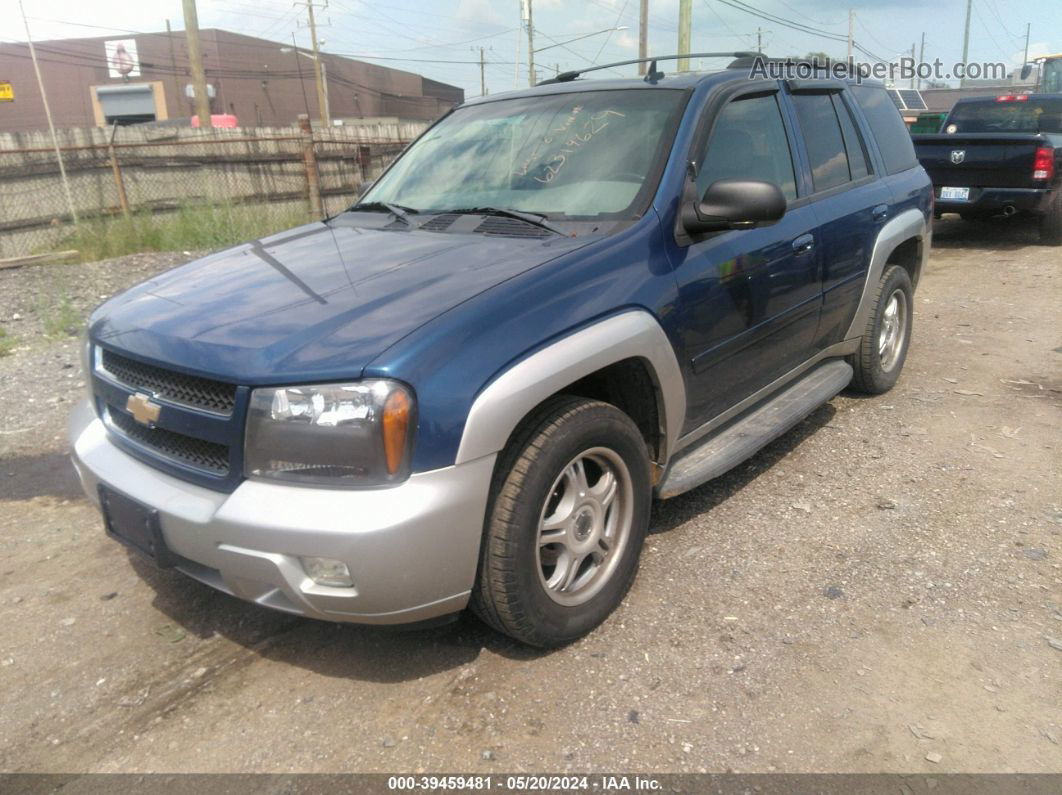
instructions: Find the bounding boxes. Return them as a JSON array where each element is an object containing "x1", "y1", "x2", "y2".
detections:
[{"x1": 0, "y1": 120, "x2": 426, "y2": 260}]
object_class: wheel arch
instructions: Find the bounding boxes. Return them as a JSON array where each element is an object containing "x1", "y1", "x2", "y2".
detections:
[
  {"x1": 843, "y1": 208, "x2": 928, "y2": 341},
  {"x1": 455, "y1": 311, "x2": 686, "y2": 477}
]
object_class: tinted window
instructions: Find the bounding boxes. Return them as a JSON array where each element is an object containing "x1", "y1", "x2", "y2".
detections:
[
  {"x1": 697, "y1": 93, "x2": 797, "y2": 200},
  {"x1": 791, "y1": 93, "x2": 850, "y2": 192},
  {"x1": 851, "y1": 85, "x2": 919, "y2": 174},
  {"x1": 833, "y1": 94, "x2": 870, "y2": 179},
  {"x1": 945, "y1": 98, "x2": 1062, "y2": 133}
]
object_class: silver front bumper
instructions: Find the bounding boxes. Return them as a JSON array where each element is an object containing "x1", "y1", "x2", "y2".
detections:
[{"x1": 69, "y1": 399, "x2": 495, "y2": 625}]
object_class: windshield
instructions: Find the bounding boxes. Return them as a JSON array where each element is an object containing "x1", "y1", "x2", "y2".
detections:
[
  {"x1": 946, "y1": 98, "x2": 1062, "y2": 133},
  {"x1": 361, "y1": 89, "x2": 687, "y2": 220}
]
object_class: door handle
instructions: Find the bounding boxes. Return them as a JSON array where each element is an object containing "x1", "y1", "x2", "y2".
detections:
[
  {"x1": 872, "y1": 204, "x2": 889, "y2": 222},
  {"x1": 792, "y1": 234, "x2": 815, "y2": 255}
]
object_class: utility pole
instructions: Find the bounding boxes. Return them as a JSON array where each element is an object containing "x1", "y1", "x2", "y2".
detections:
[
  {"x1": 292, "y1": 33, "x2": 311, "y2": 119},
  {"x1": 917, "y1": 32, "x2": 925, "y2": 89},
  {"x1": 677, "y1": 0, "x2": 692, "y2": 72},
  {"x1": 181, "y1": 0, "x2": 212, "y2": 128},
  {"x1": 847, "y1": 9, "x2": 853, "y2": 63},
  {"x1": 165, "y1": 20, "x2": 183, "y2": 117},
  {"x1": 1022, "y1": 22, "x2": 1030, "y2": 71},
  {"x1": 526, "y1": 0, "x2": 535, "y2": 87},
  {"x1": 910, "y1": 43, "x2": 916, "y2": 88},
  {"x1": 18, "y1": 0, "x2": 78, "y2": 225},
  {"x1": 638, "y1": 0, "x2": 648, "y2": 75},
  {"x1": 298, "y1": 0, "x2": 330, "y2": 126},
  {"x1": 756, "y1": 27, "x2": 762, "y2": 54},
  {"x1": 960, "y1": 0, "x2": 972, "y2": 86},
  {"x1": 479, "y1": 47, "x2": 487, "y2": 95}
]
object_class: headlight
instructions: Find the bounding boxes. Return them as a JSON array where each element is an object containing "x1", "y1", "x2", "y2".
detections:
[{"x1": 244, "y1": 380, "x2": 414, "y2": 487}]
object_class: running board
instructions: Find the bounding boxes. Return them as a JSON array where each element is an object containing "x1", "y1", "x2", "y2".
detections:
[{"x1": 656, "y1": 360, "x2": 853, "y2": 499}]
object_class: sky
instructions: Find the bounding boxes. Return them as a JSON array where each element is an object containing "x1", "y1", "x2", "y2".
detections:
[{"x1": 3, "y1": 0, "x2": 1059, "y2": 95}]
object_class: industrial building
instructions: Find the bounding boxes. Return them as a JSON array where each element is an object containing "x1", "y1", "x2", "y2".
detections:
[{"x1": 0, "y1": 29, "x2": 464, "y2": 132}]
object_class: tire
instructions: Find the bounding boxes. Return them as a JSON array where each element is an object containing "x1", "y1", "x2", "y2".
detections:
[
  {"x1": 1039, "y1": 192, "x2": 1062, "y2": 246},
  {"x1": 470, "y1": 396, "x2": 651, "y2": 648},
  {"x1": 848, "y1": 264, "x2": 914, "y2": 395}
]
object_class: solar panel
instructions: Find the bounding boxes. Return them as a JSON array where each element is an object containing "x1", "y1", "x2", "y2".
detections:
[
  {"x1": 897, "y1": 89, "x2": 928, "y2": 110},
  {"x1": 886, "y1": 89, "x2": 905, "y2": 110}
]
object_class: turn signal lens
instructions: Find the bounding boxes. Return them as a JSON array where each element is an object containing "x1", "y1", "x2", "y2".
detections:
[{"x1": 382, "y1": 388, "x2": 411, "y2": 475}]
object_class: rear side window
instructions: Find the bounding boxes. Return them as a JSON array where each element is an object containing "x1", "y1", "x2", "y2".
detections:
[
  {"x1": 833, "y1": 94, "x2": 870, "y2": 180},
  {"x1": 851, "y1": 85, "x2": 919, "y2": 174},
  {"x1": 791, "y1": 93, "x2": 850, "y2": 192},
  {"x1": 697, "y1": 92, "x2": 798, "y2": 200}
]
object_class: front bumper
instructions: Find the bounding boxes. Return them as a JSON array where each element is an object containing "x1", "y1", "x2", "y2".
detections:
[
  {"x1": 69, "y1": 399, "x2": 495, "y2": 625},
  {"x1": 935, "y1": 186, "x2": 1053, "y2": 216}
]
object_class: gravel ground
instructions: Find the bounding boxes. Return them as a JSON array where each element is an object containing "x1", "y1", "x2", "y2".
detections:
[{"x1": 0, "y1": 218, "x2": 1059, "y2": 774}]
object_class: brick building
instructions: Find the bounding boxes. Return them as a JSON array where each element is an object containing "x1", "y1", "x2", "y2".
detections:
[{"x1": 0, "y1": 29, "x2": 463, "y2": 132}]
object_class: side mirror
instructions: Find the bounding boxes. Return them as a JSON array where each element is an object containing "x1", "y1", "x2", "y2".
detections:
[
  {"x1": 1020, "y1": 64, "x2": 1032, "y2": 81},
  {"x1": 681, "y1": 179, "x2": 787, "y2": 234}
]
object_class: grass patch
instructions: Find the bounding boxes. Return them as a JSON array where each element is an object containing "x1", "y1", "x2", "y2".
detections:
[
  {"x1": 42, "y1": 298, "x2": 82, "y2": 339},
  {"x1": 59, "y1": 202, "x2": 310, "y2": 261},
  {"x1": 0, "y1": 327, "x2": 16, "y2": 357}
]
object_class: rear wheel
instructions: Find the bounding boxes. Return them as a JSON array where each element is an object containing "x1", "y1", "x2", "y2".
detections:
[
  {"x1": 471, "y1": 396, "x2": 651, "y2": 647},
  {"x1": 1039, "y1": 193, "x2": 1062, "y2": 246},
  {"x1": 848, "y1": 265, "x2": 914, "y2": 395}
]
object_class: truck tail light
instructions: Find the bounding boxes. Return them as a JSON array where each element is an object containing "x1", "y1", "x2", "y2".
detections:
[{"x1": 1033, "y1": 147, "x2": 1055, "y2": 181}]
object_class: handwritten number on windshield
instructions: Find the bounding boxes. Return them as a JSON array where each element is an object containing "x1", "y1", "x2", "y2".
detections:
[{"x1": 515, "y1": 108, "x2": 626, "y2": 184}]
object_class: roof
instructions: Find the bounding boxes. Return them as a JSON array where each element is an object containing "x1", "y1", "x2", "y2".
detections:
[{"x1": 952, "y1": 92, "x2": 1062, "y2": 103}]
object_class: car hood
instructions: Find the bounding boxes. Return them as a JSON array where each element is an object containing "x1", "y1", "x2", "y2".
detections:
[{"x1": 90, "y1": 220, "x2": 592, "y2": 384}]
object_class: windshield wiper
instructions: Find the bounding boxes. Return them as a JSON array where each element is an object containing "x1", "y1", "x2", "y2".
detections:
[
  {"x1": 347, "y1": 201, "x2": 419, "y2": 225},
  {"x1": 442, "y1": 206, "x2": 566, "y2": 236}
]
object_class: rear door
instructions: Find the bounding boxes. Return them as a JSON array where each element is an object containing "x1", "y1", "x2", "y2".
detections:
[
  {"x1": 669, "y1": 85, "x2": 823, "y2": 431},
  {"x1": 784, "y1": 84, "x2": 893, "y2": 346}
]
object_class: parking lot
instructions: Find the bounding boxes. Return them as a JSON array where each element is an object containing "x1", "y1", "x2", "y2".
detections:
[{"x1": 0, "y1": 216, "x2": 1059, "y2": 774}]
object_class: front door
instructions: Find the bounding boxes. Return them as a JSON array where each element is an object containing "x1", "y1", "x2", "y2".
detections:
[{"x1": 669, "y1": 87, "x2": 822, "y2": 433}]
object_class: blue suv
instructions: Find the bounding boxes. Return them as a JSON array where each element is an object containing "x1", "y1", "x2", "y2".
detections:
[{"x1": 71, "y1": 56, "x2": 932, "y2": 647}]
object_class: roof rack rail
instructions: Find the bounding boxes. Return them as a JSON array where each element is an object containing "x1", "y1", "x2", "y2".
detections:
[{"x1": 536, "y1": 51, "x2": 765, "y2": 86}]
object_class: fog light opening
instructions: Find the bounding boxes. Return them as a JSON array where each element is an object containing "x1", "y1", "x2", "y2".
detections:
[{"x1": 301, "y1": 557, "x2": 355, "y2": 588}]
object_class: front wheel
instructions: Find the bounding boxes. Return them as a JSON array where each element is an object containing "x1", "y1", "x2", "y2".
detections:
[
  {"x1": 848, "y1": 264, "x2": 914, "y2": 395},
  {"x1": 471, "y1": 396, "x2": 651, "y2": 647}
]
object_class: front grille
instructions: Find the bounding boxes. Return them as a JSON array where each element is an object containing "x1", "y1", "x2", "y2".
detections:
[
  {"x1": 107, "y1": 408, "x2": 230, "y2": 475},
  {"x1": 101, "y1": 349, "x2": 237, "y2": 414}
]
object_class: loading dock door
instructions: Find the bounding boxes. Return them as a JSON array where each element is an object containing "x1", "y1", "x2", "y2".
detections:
[{"x1": 95, "y1": 83, "x2": 157, "y2": 125}]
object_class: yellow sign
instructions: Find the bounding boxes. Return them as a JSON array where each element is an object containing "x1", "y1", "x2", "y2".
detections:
[{"x1": 0, "y1": 82, "x2": 13, "y2": 102}]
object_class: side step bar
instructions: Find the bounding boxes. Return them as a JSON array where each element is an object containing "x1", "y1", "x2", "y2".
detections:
[{"x1": 656, "y1": 360, "x2": 853, "y2": 499}]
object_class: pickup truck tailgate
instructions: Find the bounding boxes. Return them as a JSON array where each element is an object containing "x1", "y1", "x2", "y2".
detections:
[{"x1": 913, "y1": 134, "x2": 1045, "y2": 188}]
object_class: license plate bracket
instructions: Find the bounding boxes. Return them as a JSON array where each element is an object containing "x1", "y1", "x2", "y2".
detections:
[
  {"x1": 99, "y1": 485, "x2": 173, "y2": 568},
  {"x1": 940, "y1": 186, "x2": 970, "y2": 201}
]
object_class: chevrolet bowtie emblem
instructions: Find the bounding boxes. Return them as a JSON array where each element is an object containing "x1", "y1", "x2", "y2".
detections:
[{"x1": 126, "y1": 392, "x2": 161, "y2": 426}]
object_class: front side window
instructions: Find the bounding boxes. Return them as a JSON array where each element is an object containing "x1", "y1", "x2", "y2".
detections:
[
  {"x1": 696, "y1": 92, "x2": 798, "y2": 200},
  {"x1": 362, "y1": 89, "x2": 686, "y2": 220}
]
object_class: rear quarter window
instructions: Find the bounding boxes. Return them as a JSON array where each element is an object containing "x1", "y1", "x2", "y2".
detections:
[{"x1": 851, "y1": 85, "x2": 919, "y2": 175}]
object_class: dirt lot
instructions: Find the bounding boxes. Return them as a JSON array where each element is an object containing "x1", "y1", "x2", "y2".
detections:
[{"x1": 0, "y1": 217, "x2": 1059, "y2": 774}]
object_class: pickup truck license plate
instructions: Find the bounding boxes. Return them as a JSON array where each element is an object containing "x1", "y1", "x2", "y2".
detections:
[
  {"x1": 99, "y1": 485, "x2": 173, "y2": 567},
  {"x1": 940, "y1": 187, "x2": 970, "y2": 201}
]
